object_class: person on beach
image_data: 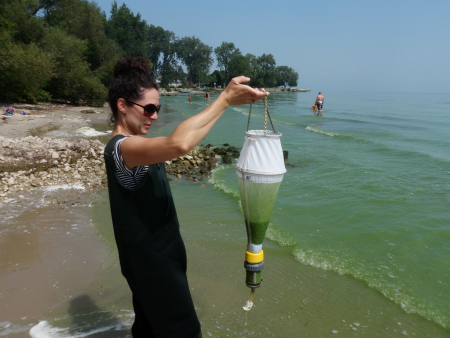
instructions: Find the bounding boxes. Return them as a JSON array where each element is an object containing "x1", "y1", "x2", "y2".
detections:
[
  {"x1": 315, "y1": 92, "x2": 324, "y2": 116},
  {"x1": 2, "y1": 107, "x2": 14, "y2": 115},
  {"x1": 104, "y1": 57, "x2": 267, "y2": 338}
]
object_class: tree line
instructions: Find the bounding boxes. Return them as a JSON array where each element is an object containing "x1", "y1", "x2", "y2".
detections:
[{"x1": 0, "y1": 0, "x2": 299, "y2": 106}]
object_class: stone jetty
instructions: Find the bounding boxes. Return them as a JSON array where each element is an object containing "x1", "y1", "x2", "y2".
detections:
[{"x1": 0, "y1": 136, "x2": 241, "y2": 202}]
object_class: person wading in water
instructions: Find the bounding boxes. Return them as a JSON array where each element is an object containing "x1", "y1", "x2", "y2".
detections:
[{"x1": 315, "y1": 92, "x2": 324, "y2": 116}]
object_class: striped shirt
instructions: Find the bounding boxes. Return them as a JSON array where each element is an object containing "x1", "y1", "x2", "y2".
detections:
[{"x1": 113, "y1": 136, "x2": 149, "y2": 188}]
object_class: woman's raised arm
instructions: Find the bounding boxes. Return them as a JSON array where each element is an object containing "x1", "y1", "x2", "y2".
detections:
[{"x1": 120, "y1": 76, "x2": 268, "y2": 168}]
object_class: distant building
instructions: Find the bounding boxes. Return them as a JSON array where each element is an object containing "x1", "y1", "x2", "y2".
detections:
[{"x1": 168, "y1": 80, "x2": 182, "y2": 88}]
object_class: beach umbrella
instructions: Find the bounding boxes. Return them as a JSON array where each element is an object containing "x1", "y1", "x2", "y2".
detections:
[{"x1": 236, "y1": 96, "x2": 286, "y2": 312}]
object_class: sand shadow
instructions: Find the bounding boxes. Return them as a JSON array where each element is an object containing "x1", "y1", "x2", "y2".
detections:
[{"x1": 68, "y1": 295, "x2": 130, "y2": 337}]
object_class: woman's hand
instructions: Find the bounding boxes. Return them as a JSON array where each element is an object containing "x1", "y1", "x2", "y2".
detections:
[{"x1": 221, "y1": 76, "x2": 268, "y2": 107}]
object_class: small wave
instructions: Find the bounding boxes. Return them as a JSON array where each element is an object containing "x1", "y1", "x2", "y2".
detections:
[
  {"x1": 29, "y1": 321, "x2": 66, "y2": 338},
  {"x1": 305, "y1": 126, "x2": 340, "y2": 137},
  {"x1": 265, "y1": 223, "x2": 298, "y2": 247},
  {"x1": 43, "y1": 183, "x2": 85, "y2": 191},
  {"x1": 208, "y1": 165, "x2": 239, "y2": 198},
  {"x1": 292, "y1": 247, "x2": 450, "y2": 329},
  {"x1": 76, "y1": 127, "x2": 111, "y2": 137},
  {"x1": 232, "y1": 106, "x2": 249, "y2": 114},
  {"x1": 0, "y1": 321, "x2": 33, "y2": 336},
  {"x1": 29, "y1": 320, "x2": 123, "y2": 338}
]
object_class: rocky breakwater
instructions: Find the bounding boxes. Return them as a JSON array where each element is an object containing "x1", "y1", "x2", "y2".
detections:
[
  {"x1": 164, "y1": 144, "x2": 240, "y2": 183},
  {"x1": 0, "y1": 137, "x2": 242, "y2": 201},
  {"x1": 0, "y1": 136, "x2": 106, "y2": 202}
]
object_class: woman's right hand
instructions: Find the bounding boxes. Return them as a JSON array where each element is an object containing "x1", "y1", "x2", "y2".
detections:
[{"x1": 221, "y1": 76, "x2": 268, "y2": 107}]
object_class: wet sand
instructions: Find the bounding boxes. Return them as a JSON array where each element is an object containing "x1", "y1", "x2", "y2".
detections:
[
  {"x1": 0, "y1": 104, "x2": 112, "y2": 337},
  {"x1": 0, "y1": 104, "x2": 111, "y2": 139},
  {"x1": 0, "y1": 189, "x2": 112, "y2": 337}
]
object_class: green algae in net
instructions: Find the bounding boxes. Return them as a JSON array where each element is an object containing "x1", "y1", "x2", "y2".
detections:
[{"x1": 238, "y1": 179, "x2": 282, "y2": 245}]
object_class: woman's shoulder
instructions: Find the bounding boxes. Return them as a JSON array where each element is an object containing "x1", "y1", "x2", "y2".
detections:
[{"x1": 105, "y1": 134, "x2": 128, "y2": 154}]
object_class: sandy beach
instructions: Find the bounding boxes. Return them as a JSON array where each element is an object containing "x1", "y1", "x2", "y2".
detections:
[{"x1": 0, "y1": 103, "x2": 113, "y2": 337}]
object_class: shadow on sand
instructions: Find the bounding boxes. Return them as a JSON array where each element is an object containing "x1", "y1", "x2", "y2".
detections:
[{"x1": 68, "y1": 295, "x2": 131, "y2": 337}]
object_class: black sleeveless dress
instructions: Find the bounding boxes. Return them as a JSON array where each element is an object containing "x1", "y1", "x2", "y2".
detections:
[{"x1": 104, "y1": 135, "x2": 201, "y2": 338}]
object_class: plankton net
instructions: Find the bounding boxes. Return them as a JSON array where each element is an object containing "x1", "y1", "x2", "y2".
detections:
[{"x1": 235, "y1": 95, "x2": 286, "y2": 312}]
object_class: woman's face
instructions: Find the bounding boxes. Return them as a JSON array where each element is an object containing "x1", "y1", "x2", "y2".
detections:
[{"x1": 121, "y1": 88, "x2": 159, "y2": 135}]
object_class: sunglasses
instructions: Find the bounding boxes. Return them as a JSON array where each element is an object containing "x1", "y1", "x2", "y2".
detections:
[{"x1": 125, "y1": 99, "x2": 160, "y2": 117}]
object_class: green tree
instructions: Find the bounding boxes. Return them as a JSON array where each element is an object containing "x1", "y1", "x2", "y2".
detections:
[
  {"x1": 228, "y1": 54, "x2": 251, "y2": 80},
  {"x1": 214, "y1": 42, "x2": 241, "y2": 87},
  {"x1": 245, "y1": 53, "x2": 264, "y2": 88},
  {"x1": 147, "y1": 25, "x2": 180, "y2": 86},
  {"x1": 0, "y1": 36, "x2": 54, "y2": 103},
  {"x1": 105, "y1": 1, "x2": 149, "y2": 57},
  {"x1": 175, "y1": 65, "x2": 186, "y2": 84},
  {"x1": 0, "y1": 0, "x2": 53, "y2": 102},
  {"x1": 257, "y1": 54, "x2": 277, "y2": 87},
  {"x1": 208, "y1": 70, "x2": 224, "y2": 88},
  {"x1": 0, "y1": 0, "x2": 111, "y2": 105},
  {"x1": 6, "y1": 0, "x2": 45, "y2": 45},
  {"x1": 276, "y1": 66, "x2": 299, "y2": 87},
  {"x1": 42, "y1": 0, "x2": 123, "y2": 84},
  {"x1": 177, "y1": 36, "x2": 213, "y2": 86},
  {"x1": 40, "y1": 26, "x2": 105, "y2": 106}
]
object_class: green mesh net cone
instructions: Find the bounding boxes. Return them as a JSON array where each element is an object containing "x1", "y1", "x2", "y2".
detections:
[{"x1": 238, "y1": 180, "x2": 282, "y2": 245}]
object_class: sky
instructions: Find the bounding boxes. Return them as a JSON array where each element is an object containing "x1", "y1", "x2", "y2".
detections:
[{"x1": 93, "y1": 0, "x2": 450, "y2": 93}]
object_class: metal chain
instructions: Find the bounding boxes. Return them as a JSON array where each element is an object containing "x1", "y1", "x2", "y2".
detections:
[
  {"x1": 246, "y1": 92, "x2": 276, "y2": 134},
  {"x1": 246, "y1": 103, "x2": 252, "y2": 132},
  {"x1": 264, "y1": 96, "x2": 268, "y2": 135},
  {"x1": 266, "y1": 102, "x2": 276, "y2": 133}
]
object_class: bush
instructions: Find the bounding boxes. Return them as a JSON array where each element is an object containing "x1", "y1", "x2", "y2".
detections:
[
  {"x1": 164, "y1": 87, "x2": 172, "y2": 92},
  {"x1": 287, "y1": 88, "x2": 291, "y2": 91},
  {"x1": 83, "y1": 77, "x2": 107, "y2": 107},
  {"x1": 0, "y1": 38, "x2": 54, "y2": 103},
  {"x1": 37, "y1": 90, "x2": 52, "y2": 102},
  {"x1": 281, "y1": 88, "x2": 285, "y2": 91}
]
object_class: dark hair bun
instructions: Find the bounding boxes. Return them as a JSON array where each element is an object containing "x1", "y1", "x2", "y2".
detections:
[{"x1": 113, "y1": 57, "x2": 150, "y2": 78}]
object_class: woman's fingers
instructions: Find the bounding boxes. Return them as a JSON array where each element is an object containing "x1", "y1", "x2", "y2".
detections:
[
  {"x1": 232, "y1": 76, "x2": 251, "y2": 85},
  {"x1": 222, "y1": 76, "x2": 270, "y2": 106}
]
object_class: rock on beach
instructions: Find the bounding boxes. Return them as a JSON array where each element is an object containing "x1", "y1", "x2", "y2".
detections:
[
  {"x1": 0, "y1": 136, "x2": 241, "y2": 201},
  {"x1": 0, "y1": 136, "x2": 107, "y2": 200}
]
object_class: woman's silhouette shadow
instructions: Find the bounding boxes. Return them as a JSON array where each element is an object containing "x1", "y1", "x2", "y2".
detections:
[{"x1": 68, "y1": 295, "x2": 131, "y2": 337}]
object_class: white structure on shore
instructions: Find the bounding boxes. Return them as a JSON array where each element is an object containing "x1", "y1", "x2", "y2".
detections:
[{"x1": 168, "y1": 80, "x2": 182, "y2": 88}]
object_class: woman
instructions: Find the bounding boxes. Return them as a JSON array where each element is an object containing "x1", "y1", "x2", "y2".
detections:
[{"x1": 104, "y1": 57, "x2": 267, "y2": 338}]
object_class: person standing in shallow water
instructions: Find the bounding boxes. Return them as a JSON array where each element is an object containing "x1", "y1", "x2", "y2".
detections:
[
  {"x1": 104, "y1": 57, "x2": 267, "y2": 338},
  {"x1": 315, "y1": 91, "x2": 324, "y2": 116}
]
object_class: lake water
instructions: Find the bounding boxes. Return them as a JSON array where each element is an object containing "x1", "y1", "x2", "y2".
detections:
[{"x1": 26, "y1": 90, "x2": 450, "y2": 337}]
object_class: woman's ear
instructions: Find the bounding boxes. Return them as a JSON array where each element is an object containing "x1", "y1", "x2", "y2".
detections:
[{"x1": 117, "y1": 98, "x2": 127, "y2": 114}]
